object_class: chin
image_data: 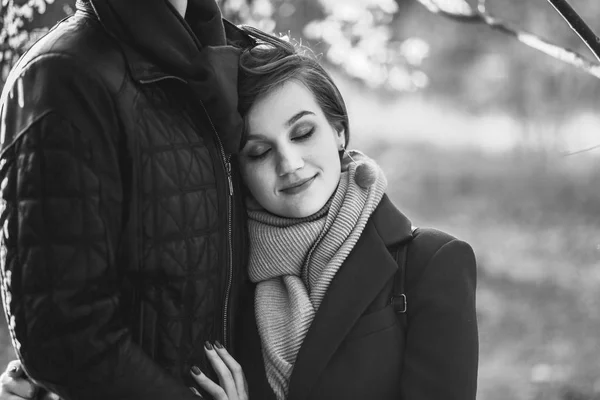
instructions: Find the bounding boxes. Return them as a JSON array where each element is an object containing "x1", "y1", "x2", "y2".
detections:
[
  {"x1": 285, "y1": 198, "x2": 328, "y2": 219},
  {"x1": 269, "y1": 179, "x2": 337, "y2": 218}
]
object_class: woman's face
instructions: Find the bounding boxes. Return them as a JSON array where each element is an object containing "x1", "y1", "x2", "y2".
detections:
[{"x1": 239, "y1": 80, "x2": 345, "y2": 218}]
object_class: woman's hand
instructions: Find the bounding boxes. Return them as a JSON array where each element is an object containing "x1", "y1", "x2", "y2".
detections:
[
  {"x1": 0, "y1": 361, "x2": 59, "y2": 400},
  {"x1": 0, "y1": 360, "x2": 36, "y2": 400},
  {"x1": 189, "y1": 341, "x2": 249, "y2": 400}
]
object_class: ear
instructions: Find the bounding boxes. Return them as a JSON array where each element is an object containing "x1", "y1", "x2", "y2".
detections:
[{"x1": 335, "y1": 127, "x2": 346, "y2": 149}]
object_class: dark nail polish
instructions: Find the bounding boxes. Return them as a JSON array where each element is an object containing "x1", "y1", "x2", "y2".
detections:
[
  {"x1": 214, "y1": 340, "x2": 223, "y2": 349},
  {"x1": 191, "y1": 365, "x2": 202, "y2": 375},
  {"x1": 190, "y1": 386, "x2": 203, "y2": 397},
  {"x1": 204, "y1": 341, "x2": 213, "y2": 350}
]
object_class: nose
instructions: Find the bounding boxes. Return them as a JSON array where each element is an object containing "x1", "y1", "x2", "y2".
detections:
[{"x1": 276, "y1": 146, "x2": 304, "y2": 176}]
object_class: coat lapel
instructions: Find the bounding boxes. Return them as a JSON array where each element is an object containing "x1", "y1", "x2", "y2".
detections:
[{"x1": 287, "y1": 195, "x2": 412, "y2": 400}]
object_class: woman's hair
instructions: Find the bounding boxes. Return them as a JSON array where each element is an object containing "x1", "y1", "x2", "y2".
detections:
[{"x1": 238, "y1": 26, "x2": 350, "y2": 149}]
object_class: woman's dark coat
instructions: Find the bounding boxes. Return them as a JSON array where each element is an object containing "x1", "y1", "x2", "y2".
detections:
[{"x1": 238, "y1": 195, "x2": 479, "y2": 400}]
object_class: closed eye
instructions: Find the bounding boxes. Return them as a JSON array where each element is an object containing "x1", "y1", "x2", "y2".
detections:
[
  {"x1": 293, "y1": 127, "x2": 315, "y2": 142},
  {"x1": 247, "y1": 147, "x2": 271, "y2": 160}
]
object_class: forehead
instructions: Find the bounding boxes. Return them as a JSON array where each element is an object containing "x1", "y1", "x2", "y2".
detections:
[{"x1": 247, "y1": 80, "x2": 322, "y2": 132}]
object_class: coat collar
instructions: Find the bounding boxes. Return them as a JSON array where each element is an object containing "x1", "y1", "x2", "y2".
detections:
[
  {"x1": 77, "y1": 0, "x2": 255, "y2": 82},
  {"x1": 287, "y1": 195, "x2": 412, "y2": 400},
  {"x1": 370, "y1": 194, "x2": 413, "y2": 248},
  {"x1": 80, "y1": 0, "x2": 255, "y2": 154}
]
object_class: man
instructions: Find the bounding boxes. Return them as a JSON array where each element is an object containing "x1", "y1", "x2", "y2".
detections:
[{"x1": 0, "y1": 0, "x2": 252, "y2": 398}]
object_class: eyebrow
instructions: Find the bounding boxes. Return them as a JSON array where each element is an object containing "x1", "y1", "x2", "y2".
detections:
[
  {"x1": 286, "y1": 110, "x2": 315, "y2": 127},
  {"x1": 245, "y1": 110, "x2": 316, "y2": 142}
]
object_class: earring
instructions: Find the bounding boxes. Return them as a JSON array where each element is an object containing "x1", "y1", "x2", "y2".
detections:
[
  {"x1": 345, "y1": 149, "x2": 378, "y2": 189},
  {"x1": 343, "y1": 148, "x2": 357, "y2": 165}
]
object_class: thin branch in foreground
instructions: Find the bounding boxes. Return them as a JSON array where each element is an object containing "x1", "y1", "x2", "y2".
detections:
[
  {"x1": 547, "y1": 0, "x2": 600, "y2": 62},
  {"x1": 414, "y1": 0, "x2": 600, "y2": 80},
  {"x1": 480, "y1": 13, "x2": 600, "y2": 80},
  {"x1": 562, "y1": 143, "x2": 600, "y2": 156}
]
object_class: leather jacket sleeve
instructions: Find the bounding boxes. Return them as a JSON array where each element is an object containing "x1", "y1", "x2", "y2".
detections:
[
  {"x1": 400, "y1": 238, "x2": 479, "y2": 400},
  {"x1": 0, "y1": 55, "x2": 198, "y2": 400}
]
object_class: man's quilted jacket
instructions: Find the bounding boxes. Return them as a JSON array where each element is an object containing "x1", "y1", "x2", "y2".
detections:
[{"x1": 0, "y1": 2, "x2": 249, "y2": 399}]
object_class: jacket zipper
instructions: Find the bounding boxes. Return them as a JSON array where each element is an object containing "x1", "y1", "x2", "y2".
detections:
[
  {"x1": 221, "y1": 153, "x2": 234, "y2": 348},
  {"x1": 140, "y1": 75, "x2": 235, "y2": 348},
  {"x1": 196, "y1": 102, "x2": 234, "y2": 349},
  {"x1": 139, "y1": 76, "x2": 187, "y2": 85}
]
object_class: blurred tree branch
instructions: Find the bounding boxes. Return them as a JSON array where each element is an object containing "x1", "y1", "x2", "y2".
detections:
[
  {"x1": 562, "y1": 143, "x2": 600, "y2": 156},
  {"x1": 415, "y1": 0, "x2": 600, "y2": 80},
  {"x1": 547, "y1": 0, "x2": 600, "y2": 62}
]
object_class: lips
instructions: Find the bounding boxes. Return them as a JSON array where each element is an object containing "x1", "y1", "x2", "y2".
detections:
[{"x1": 280, "y1": 175, "x2": 317, "y2": 195}]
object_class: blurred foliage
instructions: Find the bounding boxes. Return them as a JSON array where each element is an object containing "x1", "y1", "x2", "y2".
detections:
[
  {"x1": 302, "y1": 0, "x2": 430, "y2": 91},
  {"x1": 3, "y1": 0, "x2": 600, "y2": 101},
  {"x1": 1, "y1": 1, "x2": 600, "y2": 399},
  {"x1": 1, "y1": 0, "x2": 67, "y2": 82}
]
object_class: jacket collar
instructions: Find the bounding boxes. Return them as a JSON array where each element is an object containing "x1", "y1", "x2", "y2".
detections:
[
  {"x1": 80, "y1": 0, "x2": 255, "y2": 154},
  {"x1": 370, "y1": 194, "x2": 413, "y2": 248},
  {"x1": 77, "y1": 0, "x2": 255, "y2": 82},
  {"x1": 287, "y1": 195, "x2": 412, "y2": 400}
]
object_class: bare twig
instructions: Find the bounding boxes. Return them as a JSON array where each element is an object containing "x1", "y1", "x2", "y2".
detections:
[
  {"x1": 416, "y1": 0, "x2": 478, "y2": 21},
  {"x1": 562, "y1": 143, "x2": 600, "y2": 156},
  {"x1": 479, "y1": 13, "x2": 600, "y2": 80},
  {"x1": 414, "y1": 0, "x2": 600, "y2": 80},
  {"x1": 547, "y1": 0, "x2": 600, "y2": 62}
]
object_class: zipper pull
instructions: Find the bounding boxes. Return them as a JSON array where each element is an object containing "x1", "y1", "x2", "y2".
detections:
[{"x1": 225, "y1": 161, "x2": 234, "y2": 196}]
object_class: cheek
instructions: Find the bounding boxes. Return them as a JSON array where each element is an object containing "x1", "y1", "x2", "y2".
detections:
[
  {"x1": 315, "y1": 136, "x2": 342, "y2": 175},
  {"x1": 240, "y1": 161, "x2": 273, "y2": 199},
  {"x1": 326, "y1": 156, "x2": 342, "y2": 183}
]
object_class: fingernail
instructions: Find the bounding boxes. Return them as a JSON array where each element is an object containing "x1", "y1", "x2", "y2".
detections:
[
  {"x1": 191, "y1": 365, "x2": 202, "y2": 375},
  {"x1": 190, "y1": 386, "x2": 203, "y2": 397},
  {"x1": 204, "y1": 341, "x2": 213, "y2": 350},
  {"x1": 214, "y1": 340, "x2": 224, "y2": 349}
]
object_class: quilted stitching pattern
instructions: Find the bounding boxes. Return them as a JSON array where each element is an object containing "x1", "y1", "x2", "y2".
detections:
[
  {"x1": 133, "y1": 83, "x2": 224, "y2": 375},
  {"x1": 1, "y1": 112, "x2": 123, "y2": 384},
  {"x1": 0, "y1": 54, "x2": 231, "y2": 398}
]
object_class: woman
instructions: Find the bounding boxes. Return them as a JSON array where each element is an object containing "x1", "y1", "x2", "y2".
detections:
[{"x1": 0, "y1": 27, "x2": 478, "y2": 400}]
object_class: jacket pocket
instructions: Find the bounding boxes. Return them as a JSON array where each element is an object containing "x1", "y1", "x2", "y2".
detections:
[{"x1": 346, "y1": 304, "x2": 399, "y2": 340}]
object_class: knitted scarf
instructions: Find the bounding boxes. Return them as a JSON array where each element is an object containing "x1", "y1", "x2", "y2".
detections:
[{"x1": 247, "y1": 152, "x2": 387, "y2": 400}]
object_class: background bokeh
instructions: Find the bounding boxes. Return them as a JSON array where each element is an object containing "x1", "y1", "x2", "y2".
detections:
[{"x1": 2, "y1": 0, "x2": 600, "y2": 399}]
